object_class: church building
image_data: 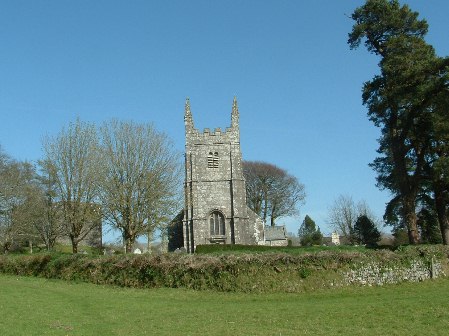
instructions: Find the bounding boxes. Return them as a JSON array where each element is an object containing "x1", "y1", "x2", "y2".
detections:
[{"x1": 179, "y1": 98, "x2": 265, "y2": 253}]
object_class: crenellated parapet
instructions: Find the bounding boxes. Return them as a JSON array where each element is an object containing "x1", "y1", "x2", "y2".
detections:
[{"x1": 184, "y1": 98, "x2": 241, "y2": 148}]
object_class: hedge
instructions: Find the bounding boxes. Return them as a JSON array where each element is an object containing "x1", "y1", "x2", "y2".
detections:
[{"x1": 0, "y1": 245, "x2": 448, "y2": 293}]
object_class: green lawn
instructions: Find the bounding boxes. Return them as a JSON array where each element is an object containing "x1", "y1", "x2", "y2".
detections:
[{"x1": 1, "y1": 275, "x2": 448, "y2": 336}]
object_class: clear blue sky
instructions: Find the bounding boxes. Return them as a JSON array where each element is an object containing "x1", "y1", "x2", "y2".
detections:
[{"x1": 1, "y1": 1, "x2": 449, "y2": 237}]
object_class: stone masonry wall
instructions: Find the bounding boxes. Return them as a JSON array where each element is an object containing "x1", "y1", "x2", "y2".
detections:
[{"x1": 343, "y1": 258, "x2": 445, "y2": 286}]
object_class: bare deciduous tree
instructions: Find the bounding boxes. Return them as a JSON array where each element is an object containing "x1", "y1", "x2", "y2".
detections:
[
  {"x1": 27, "y1": 160, "x2": 66, "y2": 251},
  {"x1": 43, "y1": 119, "x2": 102, "y2": 253},
  {"x1": 327, "y1": 195, "x2": 380, "y2": 243},
  {"x1": 243, "y1": 161, "x2": 305, "y2": 226},
  {"x1": 99, "y1": 120, "x2": 181, "y2": 253},
  {"x1": 327, "y1": 195, "x2": 357, "y2": 240},
  {"x1": 0, "y1": 148, "x2": 36, "y2": 253}
]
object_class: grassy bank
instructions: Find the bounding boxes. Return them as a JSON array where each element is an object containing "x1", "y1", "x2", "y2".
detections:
[
  {"x1": 0, "y1": 245, "x2": 448, "y2": 292},
  {"x1": 1, "y1": 274, "x2": 449, "y2": 335}
]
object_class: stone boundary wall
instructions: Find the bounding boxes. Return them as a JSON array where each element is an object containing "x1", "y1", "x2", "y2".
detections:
[{"x1": 342, "y1": 258, "x2": 445, "y2": 286}]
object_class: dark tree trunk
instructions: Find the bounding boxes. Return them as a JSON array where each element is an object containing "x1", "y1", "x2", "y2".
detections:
[
  {"x1": 402, "y1": 195, "x2": 419, "y2": 244},
  {"x1": 262, "y1": 190, "x2": 268, "y2": 224},
  {"x1": 125, "y1": 238, "x2": 133, "y2": 253},
  {"x1": 270, "y1": 203, "x2": 276, "y2": 227},
  {"x1": 435, "y1": 186, "x2": 449, "y2": 245},
  {"x1": 71, "y1": 238, "x2": 78, "y2": 254},
  {"x1": 123, "y1": 230, "x2": 135, "y2": 253}
]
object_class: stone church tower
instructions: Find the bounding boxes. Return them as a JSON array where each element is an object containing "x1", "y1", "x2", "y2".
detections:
[{"x1": 182, "y1": 98, "x2": 264, "y2": 252}]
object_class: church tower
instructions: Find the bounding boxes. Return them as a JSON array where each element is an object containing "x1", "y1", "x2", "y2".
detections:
[{"x1": 183, "y1": 98, "x2": 263, "y2": 252}]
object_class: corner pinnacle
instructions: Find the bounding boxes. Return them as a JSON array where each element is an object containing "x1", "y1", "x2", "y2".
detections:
[{"x1": 185, "y1": 97, "x2": 191, "y2": 116}]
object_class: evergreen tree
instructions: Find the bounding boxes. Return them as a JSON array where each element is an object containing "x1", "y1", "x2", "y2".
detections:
[
  {"x1": 417, "y1": 208, "x2": 442, "y2": 244},
  {"x1": 353, "y1": 215, "x2": 381, "y2": 246},
  {"x1": 298, "y1": 215, "x2": 322, "y2": 246},
  {"x1": 349, "y1": 0, "x2": 449, "y2": 244}
]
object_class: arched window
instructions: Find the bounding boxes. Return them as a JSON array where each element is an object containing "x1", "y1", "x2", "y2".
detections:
[
  {"x1": 209, "y1": 211, "x2": 225, "y2": 236},
  {"x1": 207, "y1": 152, "x2": 219, "y2": 168}
]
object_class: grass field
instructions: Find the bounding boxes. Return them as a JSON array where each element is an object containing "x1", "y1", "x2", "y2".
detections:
[{"x1": 1, "y1": 275, "x2": 448, "y2": 336}]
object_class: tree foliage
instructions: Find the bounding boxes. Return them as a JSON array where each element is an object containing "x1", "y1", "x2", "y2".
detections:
[
  {"x1": 353, "y1": 215, "x2": 381, "y2": 246},
  {"x1": 0, "y1": 147, "x2": 38, "y2": 252},
  {"x1": 29, "y1": 160, "x2": 65, "y2": 250},
  {"x1": 43, "y1": 119, "x2": 102, "y2": 253},
  {"x1": 430, "y1": 94, "x2": 449, "y2": 244},
  {"x1": 349, "y1": 0, "x2": 449, "y2": 244},
  {"x1": 243, "y1": 161, "x2": 305, "y2": 226},
  {"x1": 298, "y1": 215, "x2": 322, "y2": 246},
  {"x1": 99, "y1": 120, "x2": 181, "y2": 253},
  {"x1": 417, "y1": 207, "x2": 442, "y2": 244},
  {"x1": 2, "y1": 118, "x2": 182, "y2": 254}
]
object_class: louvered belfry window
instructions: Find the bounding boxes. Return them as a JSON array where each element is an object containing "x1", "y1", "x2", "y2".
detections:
[{"x1": 207, "y1": 152, "x2": 219, "y2": 168}]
